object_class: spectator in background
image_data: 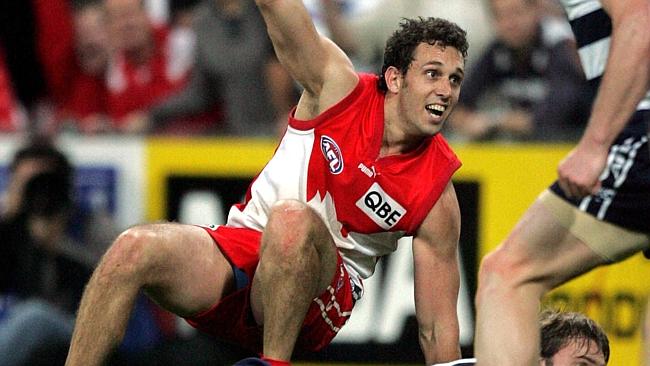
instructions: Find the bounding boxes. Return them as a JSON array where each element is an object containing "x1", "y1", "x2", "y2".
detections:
[
  {"x1": 0, "y1": 0, "x2": 112, "y2": 136},
  {"x1": 35, "y1": 0, "x2": 197, "y2": 136},
  {"x1": 103, "y1": 0, "x2": 193, "y2": 134},
  {"x1": 447, "y1": 0, "x2": 591, "y2": 142},
  {"x1": 0, "y1": 139, "x2": 101, "y2": 366},
  {"x1": 148, "y1": 0, "x2": 297, "y2": 136},
  {"x1": 65, "y1": 1, "x2": 110, "y2": 128},
  {"x1": 0, "y1": 138, "x2": 170, "y2": 365},
  {"x1": 35, "y1": 0, "x2": 112, "y2": 134}
]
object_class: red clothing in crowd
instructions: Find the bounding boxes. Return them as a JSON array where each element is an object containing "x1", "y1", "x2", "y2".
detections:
[
  {"x1": 32, "y1": 0, "x2": 106, "y2": 126},
  {"x1": 0, "y1": 50, "x2": 24, "y2": 132},
  {"x1": 105, "y1": 25, "x2": 190, "y2": 127}
]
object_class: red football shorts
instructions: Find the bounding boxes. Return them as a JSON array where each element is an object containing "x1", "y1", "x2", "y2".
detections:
[{"x1": 184, "y1": 225, "x2": 355, "y2": 352}]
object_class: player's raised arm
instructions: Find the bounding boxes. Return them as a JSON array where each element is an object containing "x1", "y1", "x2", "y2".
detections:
[{"x1": 254, "y1": 0, "x2": 358, "y2": 119}]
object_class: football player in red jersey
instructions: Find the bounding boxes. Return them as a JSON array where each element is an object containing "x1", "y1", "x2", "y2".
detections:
[{"x1": 65, "y1": 1, "x2": 469, "y2": 365}]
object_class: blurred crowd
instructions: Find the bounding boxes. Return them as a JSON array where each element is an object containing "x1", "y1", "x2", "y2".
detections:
[
  {"x1": 0, "y1": 0, "x2": 591, "y2": 142},
  {"x1": 0, "y1": 0, "x2": 598, "y2": 364}
]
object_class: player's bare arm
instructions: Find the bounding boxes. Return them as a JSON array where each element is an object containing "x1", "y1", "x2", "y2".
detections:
[
  {"x1": 254, "y1": 0, "x2": 358, "y2": 120},
  {"x1": 557, "y1": 0, "x2": 650, "y2": 198},
  {"x1": 412, "y1": 181, "x2": 462, "y2": 365}
]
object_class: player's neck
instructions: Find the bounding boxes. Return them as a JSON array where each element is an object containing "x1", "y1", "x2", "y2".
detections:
[{"x1": 380, "y1": 118, "x2": 425, "y2": 158}]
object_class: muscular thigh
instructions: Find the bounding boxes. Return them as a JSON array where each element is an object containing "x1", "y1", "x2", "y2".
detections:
[
  {"x1": 497, "y1": 190, "x2": 650, "y2": 289},
  {"x1": 540, "y1": 190, "x2": 650, "y2": 262},
  {"x1": 138, "y1": 223, "x2": 234, "y2": 317}
]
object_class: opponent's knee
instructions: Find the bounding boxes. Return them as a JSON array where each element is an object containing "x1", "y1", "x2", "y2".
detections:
[
  {"x1": 477, "y1": 247, "x2": 547, "y2": 301},
  {"x1": 478, "y1": 250, "x2": 524, "y2": 291}
]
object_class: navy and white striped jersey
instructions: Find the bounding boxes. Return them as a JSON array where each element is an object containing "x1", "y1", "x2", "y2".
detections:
[
  {"x1": 560, "y1": 0, "x2": 650, "y2": 112},
  {"x1": 550, "y1": 0, "x2": 650, "y2": 234}
]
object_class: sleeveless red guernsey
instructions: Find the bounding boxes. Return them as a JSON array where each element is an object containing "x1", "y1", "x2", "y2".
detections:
[{"x1": 227, "y1": 73, "x2": 461, "y2": 282}]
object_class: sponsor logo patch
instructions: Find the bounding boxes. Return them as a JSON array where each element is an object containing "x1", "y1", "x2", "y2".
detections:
[
  {"x1": 356, "y1": 183, "x2": 406, "y2": 230},
  {"x1": 320, "y1": 135, "x2": 344, "y2": 174},
  {"x1": 357, "y1": 162, "x2": 376, "y2": 178}
]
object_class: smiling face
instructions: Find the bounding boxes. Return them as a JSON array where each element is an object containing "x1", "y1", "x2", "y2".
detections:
[{"x1": 387, "y1": 42, "x2": 465, "y2": 138}]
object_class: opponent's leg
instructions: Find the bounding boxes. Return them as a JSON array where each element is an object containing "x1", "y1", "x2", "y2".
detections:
[
  {"x1": 65, "y1": 223, "x2": 233, "y2": 366},
  {"x1": 474, "y1": 200, "x2": 607, "y2": 366},
  {"x1": 250, "y1": 200, "x2": 338, "y2": 362}
]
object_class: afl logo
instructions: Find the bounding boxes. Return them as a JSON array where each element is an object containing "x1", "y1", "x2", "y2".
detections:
[{"x1": 320, "y1": 135, "x2": 344, "y2": 174}]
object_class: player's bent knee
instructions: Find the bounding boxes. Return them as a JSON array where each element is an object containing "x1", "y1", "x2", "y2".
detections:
[
  {"x1": 267, "y1": 200, "x2": 326, "y2": 238},
  {"x1": 264, "y1": 200, "x2": 331, "y2": 257},
  {"x1": 97, "y1": 225, "x2": 165, "y2": 282},
  {"x1": 268, "y1": 199, "x2": 312, "y2": 222}
]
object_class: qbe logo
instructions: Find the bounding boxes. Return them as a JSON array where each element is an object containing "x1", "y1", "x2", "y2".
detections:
[
  {"x1": 320, "y1": 135, "x2": 344, "y2": 175},
  {"x1": 356, "y1": 183, "x2": 406, "y2": 230}
]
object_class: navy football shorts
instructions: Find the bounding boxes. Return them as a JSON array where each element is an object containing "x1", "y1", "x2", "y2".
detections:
[{"x1": 550, "y1": 110, "x2": 650, "y2": 235}]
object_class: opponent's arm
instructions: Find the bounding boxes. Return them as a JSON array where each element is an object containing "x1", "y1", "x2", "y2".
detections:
[
  {"x1": 558, "y1": 0, "x2": 650, "y2": 198},
  {"x1": 254, "y1": 0, "x2": 358, "y2": 120},
  {"x1": 412, "y1": 181, "x2": 462, "y2": 365}
]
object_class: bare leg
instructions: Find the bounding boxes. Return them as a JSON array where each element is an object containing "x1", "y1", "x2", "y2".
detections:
[
  {"x1": 66, "y1": 224, "x2": 234, "y2": 366},
  {"x1": 474, "y1": 201, "x2": 606, "y2": 366},
  {"x1": 250, "y1": 200, "x2": 338, "y2": 361}
]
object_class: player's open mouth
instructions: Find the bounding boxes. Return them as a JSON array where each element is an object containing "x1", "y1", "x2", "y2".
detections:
[{"x1": 426, "y1": 104, "x2": 446, "y2": 117}]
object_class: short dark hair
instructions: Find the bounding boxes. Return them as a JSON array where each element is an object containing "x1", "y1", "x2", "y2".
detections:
[
  {"x1": 540, "y1": 310, "x2": 610, "y2": 364},
  {"x1": 379, "y1": 17, "x2": 468, "y2": 91}
]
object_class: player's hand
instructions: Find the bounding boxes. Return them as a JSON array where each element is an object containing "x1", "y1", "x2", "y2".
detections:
[{"x1": 557, "y1": 140, "x2": 608, "y2": 199}]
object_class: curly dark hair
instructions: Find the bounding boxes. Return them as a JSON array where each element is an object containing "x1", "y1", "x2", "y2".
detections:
[{"x1": 378, "y1": 17, "x2": 468, "y2": 91}]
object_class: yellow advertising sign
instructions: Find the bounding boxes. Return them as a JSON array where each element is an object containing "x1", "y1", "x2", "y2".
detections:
[{"x1": 146, "y1": 137, "x2": 278, "y2": 221}]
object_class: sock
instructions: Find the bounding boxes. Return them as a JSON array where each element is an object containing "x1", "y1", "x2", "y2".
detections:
[{"x1": 261, "y1": 356, "x2": 291, "y2": 366}]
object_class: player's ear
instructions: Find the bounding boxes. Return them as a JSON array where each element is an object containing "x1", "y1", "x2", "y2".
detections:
[{"x1": 384, "y1": 66, "x2": 402, "y2": 93}]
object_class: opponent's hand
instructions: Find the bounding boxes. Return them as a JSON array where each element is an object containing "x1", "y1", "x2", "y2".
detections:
[{"x1": 557, "y1": 140, "x2": 609, "y2": 199}]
